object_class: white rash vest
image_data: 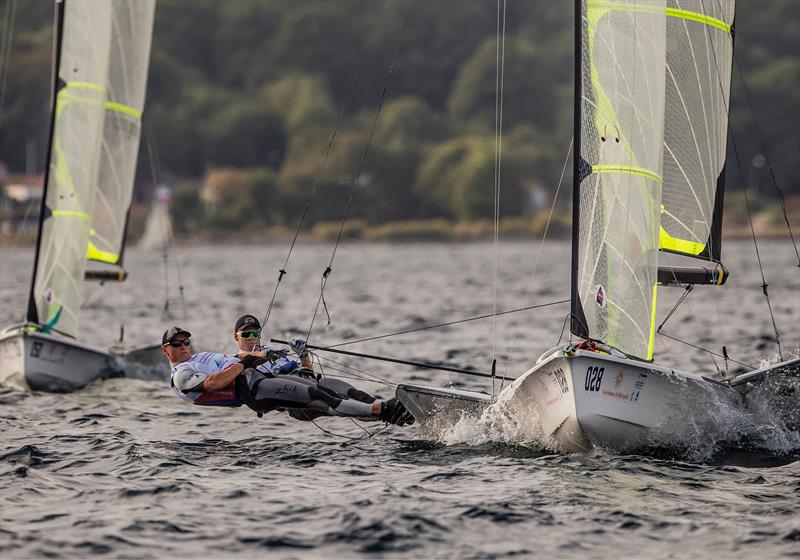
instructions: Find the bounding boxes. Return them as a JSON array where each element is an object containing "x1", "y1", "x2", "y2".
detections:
[{"x1": 170, "y1": 352, "x2": 242, "y2": 405}]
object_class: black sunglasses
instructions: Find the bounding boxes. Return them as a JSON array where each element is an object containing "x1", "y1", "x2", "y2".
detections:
[{"x1": 165, "y1": 339, "x2": 191, "y2": 348}]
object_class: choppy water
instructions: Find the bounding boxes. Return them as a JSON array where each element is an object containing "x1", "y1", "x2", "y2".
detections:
[{"x1": 1, "y1": 240, "x2": 799, "y2": 558}]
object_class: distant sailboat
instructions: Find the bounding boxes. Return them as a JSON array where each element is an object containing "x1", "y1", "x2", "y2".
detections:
[
  {"x1": 0, "y1": 0, "x2": 156, "y2": 392},
  {"x1": 396, "y1": 0, "x2": 798, "y2": 452},
  {"x1": 137, "y1": 185, "x2": 173, "y2": 252}
]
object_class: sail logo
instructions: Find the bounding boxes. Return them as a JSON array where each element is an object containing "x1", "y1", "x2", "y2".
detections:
[{"x1": 594, "y1": 285, "x2": 606, "y2": 308}]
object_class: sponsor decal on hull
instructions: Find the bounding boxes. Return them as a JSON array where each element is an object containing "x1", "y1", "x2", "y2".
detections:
[{"x1": 601, "y1": 369, "x2": 647, "y2": 402}]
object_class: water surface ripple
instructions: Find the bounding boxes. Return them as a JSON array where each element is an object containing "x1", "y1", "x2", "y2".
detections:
[{"x1": 1, "y1": 241, "x2": 799, "y2": 558}]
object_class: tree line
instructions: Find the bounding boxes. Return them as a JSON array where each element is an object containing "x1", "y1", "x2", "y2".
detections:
[{"x1": 1, "y1": 0, "x2": 797, "y2": 233}]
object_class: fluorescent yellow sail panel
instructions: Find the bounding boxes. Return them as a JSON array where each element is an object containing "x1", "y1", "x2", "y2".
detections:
[{"x1": 659, "y1": 227, "x2": 706, "y2": 255}]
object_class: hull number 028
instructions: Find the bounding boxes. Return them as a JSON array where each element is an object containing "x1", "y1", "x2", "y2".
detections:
[{"x1": 584, "y1": 366, "x2": 604, "y2": 392}]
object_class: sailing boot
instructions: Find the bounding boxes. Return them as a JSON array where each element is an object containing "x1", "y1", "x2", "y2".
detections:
[{"x1": 379, "y1": 397, "x2": 415, "y2": 426}]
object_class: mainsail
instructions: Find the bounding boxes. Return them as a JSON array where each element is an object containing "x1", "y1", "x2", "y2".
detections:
[
  {"x1": 660, "y1": 0, "x2": 735, "y2": 262},
  {"x1": 89, "y1": 0, "x2": 156, "y2": 266},
  {"x1": 571, "y1": 0, "x2": 667, "y2": 361},
  {"x1": 26, "y1": 0, "x2": 155, "y2": 337}
]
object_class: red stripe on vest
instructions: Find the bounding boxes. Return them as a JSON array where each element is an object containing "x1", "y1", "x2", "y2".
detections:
[{"x1": 194, "y1": 382, "x2": 241, "y2": 406}]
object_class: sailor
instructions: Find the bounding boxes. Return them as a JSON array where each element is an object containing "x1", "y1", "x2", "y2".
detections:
[
  {"x1": 231, "y1": 314, "x2": 378, "y2": 405},
  {"x1": 162, "y1": 326, "x2": 413, "y2": 425}
]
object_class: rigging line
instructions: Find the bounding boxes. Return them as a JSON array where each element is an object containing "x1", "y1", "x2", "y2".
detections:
[
  {"x1": 491, "y1": 0, "x2": 508, "y2": 385},
  {"x1": 273, "y1": 337, "x2": 501, "y2": 379},
  {"x1": 323, "y1": 299, "x2": 569, "y2": 349},
  {"x1": 742, "y1": 178, "x2": 782, "y2": 359},
  {"x1": 498, "y1": 138, "x2": 573, "y2": 392},
  {"x1": 657, "y1": 251, "x2": 720, "y2": 374},
  {"x1": 657, "y1": 331, "x2": 754, "y2": 370},
  {"x1": 556, "y1": 313, "x2": 570, "y2": 346},
  {"x1": 315, "y1": 354, "x2": 395, "y2": 385},
  {"x1": 309, "y1": 418, "x2": 370, "y2": 441},
  {"x1": 313, "y1": 368, "x2": 394, "y2": 387},
  {"x1": 142, "y1": 122, "x2": 189, "y2": 322},
  {"x1": 702, "y1": 3, "x2": 782, "y2": 360},
  {"x1": 0, "y1": 0, "x2": 16, "y2": 129},
  {"x1": 492, "y1": 0, "x2": 499, "y2": 374},
  {"x1": 259, "y1": 2, "x2": 388, "y2": 330},
  {"x1": 305, "y1": 0, "x2": 414, "y2": 341},
  {"x1": 728, "y1": 16, "x2": 799, "y2": 265},
  {"x1": 143, "y1": 122, "x2": 171, "y2": 321},
  {"x1": 656, "y1": 284, "x2": 692, "y2": 333}
]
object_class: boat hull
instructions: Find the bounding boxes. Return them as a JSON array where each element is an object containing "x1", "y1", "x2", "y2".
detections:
[
  {"x1": 396, "y1": 384, "x2": 493, "y2": 436},
  {"x1": 502, "y1": 350, "x2": 744, "y2": 452},
  {"x1": 0, "y1": 329, "x2": 122, "y2": 392},
  {"x1": 396, "y1": 350, "x2": 746, "y2": 453}
]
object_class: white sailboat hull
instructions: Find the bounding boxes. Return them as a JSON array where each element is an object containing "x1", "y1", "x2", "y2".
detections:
[
  {"x1": 0, "y1": 329, "x2": 122, "y2": 392},
  {"x1": 505, "y1": 351, "x2": 743, "y2": 452},
  {"x1": 397, "y1": 350, "x2": 746, "y2": 453}
]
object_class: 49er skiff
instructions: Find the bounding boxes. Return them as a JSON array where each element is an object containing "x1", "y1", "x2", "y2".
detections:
[
  {"x1": 395, "y1": 0, "x2": 798, "y2": 452},
  {"x1": 0, "y1": 0, "x2": 156, "y2": 391}
]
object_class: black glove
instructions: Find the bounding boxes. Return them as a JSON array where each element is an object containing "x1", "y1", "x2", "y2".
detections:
[{"x1": 239, "y1": 354, "x2": 265, "y2": 369}]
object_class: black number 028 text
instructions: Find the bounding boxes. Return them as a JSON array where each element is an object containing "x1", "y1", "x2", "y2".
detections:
[{"x1": 584, "y1": 366, "x2": 604, "y2": 392}]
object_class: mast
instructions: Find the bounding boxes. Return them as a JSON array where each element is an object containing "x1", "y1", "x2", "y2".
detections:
[
  {"x1": 570, "y1": 0, "x2": 589, "y2": 340},
  {"x1": 26, "y1": 0, "x2": 65, "y2": 325}
]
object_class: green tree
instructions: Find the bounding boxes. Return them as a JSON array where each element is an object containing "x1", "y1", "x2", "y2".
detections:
[
  {"x1": 202, "y1": 103, "x2": 286, "y2": 169},
  {"x1": 373, "y1": 96, "x2": 447, "y2": 154},
  {"x1": 147, "y1": 87, "x2": 235, "y2": 176},
  {"x1": 416, "y1": 135, "x2": 553, "y2": 221},
  {"x1": 170, "y1": 179, "x2": 202, "y2": 233},
  {"x1": 203, "y1": 167, "x2": 279, "y2": 228},
  {"x1": 447, "y1": 36, "x2": 561, "y2": 136},
  {"x1": 261, "y1": 73, "x2": 336, "y2": 133}
]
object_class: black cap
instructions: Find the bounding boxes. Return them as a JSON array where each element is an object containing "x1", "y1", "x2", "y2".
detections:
[
  {"x1": 234, "y1": 314, "x2": 261, "y2": 332},
  {"x1": 162, "y1": 326, "x2": 191, "y2": 345}
]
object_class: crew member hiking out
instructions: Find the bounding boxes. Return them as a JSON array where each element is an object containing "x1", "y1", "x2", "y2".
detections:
[
  {"x1": 162, "y1": 326, "x2": 413, "y2": 425},
  {"x1": 232, "y1": 314, "x2": 378, "y2": 404}
]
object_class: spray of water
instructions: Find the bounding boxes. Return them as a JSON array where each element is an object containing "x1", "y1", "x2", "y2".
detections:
[{"x1": 430, "y1": 352, "x2": 799, "y2": 461}]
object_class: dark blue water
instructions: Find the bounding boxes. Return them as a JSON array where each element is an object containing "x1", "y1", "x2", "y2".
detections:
[{"x1": 1, "y1": 241, "x2": 799, "y2": 558}]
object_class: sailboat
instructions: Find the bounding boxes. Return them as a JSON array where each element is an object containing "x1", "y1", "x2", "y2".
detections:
[
  {"x1": 395, "y1": 0, "x2": 798, "y2": 452},
  {"x1": 136, "y1": 185, "x2": 172, "y2": 252},
  {"x1": 0, "y1": 0, "x2": 156, "y2": 392}
]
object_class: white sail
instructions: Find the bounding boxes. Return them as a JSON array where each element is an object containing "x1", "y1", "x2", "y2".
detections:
[
  {"x1": 89, "y1": 0, "x2": 156, "y2": 265},
  {"x1": 136, "y1": 186, "x2": 173, "y2": 251},
  {"x1": 33, "y1": 0, "x2": 114, "y2": 336},
  {"x1": 660, "y1": 0, "x2": 735, "y2": 259},
  {"x1": 573, "y1": 0, "x2": 667, "y2": 360}
]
